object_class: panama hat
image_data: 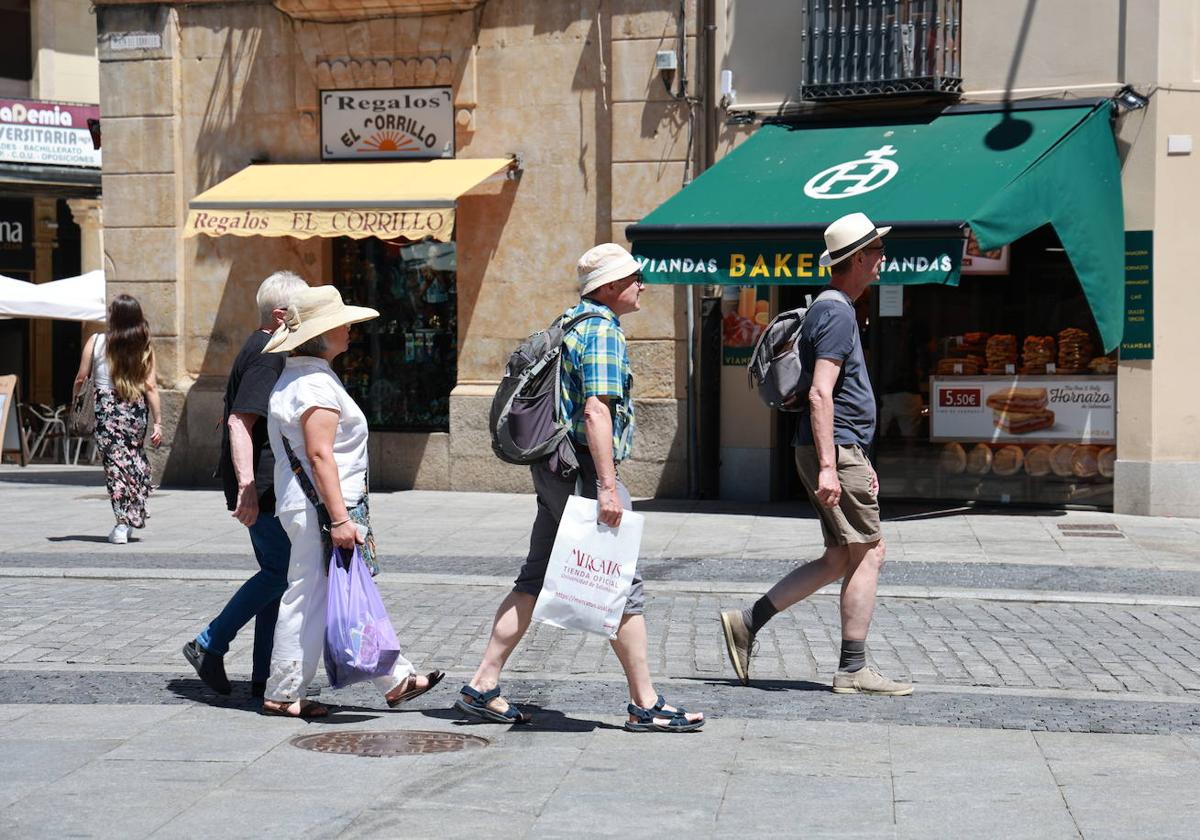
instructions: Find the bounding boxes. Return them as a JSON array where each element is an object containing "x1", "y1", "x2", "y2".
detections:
[
  {"x1": 818, "y1": 212, "x2": 892, "y2": 267},
  {"x1": 577, "y1": 243, "x2": 642, "y2": 298},
  {"x1": 263, "y1": 285, "x2": 379, "y2": 353}
]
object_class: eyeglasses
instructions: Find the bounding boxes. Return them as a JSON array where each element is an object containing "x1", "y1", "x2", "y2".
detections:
[
  {"x1": 622, "y1": 273, "x2": 646, "y2": 288},
  {"x1": 861, "y1": 245, "x2": 885, "y2": 258}
]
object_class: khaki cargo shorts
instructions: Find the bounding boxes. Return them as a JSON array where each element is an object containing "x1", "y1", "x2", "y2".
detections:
[{"x1": 794, "y1": 444, "x2": 882, "y2": 548}]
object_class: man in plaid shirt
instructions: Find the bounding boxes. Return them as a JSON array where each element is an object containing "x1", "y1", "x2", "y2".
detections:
[{"x1": 455, "y1": 244, "x2": 705, "y2": 733}]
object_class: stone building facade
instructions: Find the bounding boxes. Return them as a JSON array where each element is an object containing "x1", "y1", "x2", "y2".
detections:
[{"x1": 94, "y1": 0, "x2": 695, "y2": 496}]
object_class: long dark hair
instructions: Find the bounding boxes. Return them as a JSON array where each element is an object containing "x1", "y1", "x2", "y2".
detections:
[{"x1": 106, "y1": 294, "x2": 153, "y2": 402}]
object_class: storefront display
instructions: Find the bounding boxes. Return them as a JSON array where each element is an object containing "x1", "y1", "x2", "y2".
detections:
[
  {"x1": 334, "y1": 238, "x2": 457, "y2": 431},
  {"x1": 872, "y1": 230, "x2": 1118, "y2": 506}
]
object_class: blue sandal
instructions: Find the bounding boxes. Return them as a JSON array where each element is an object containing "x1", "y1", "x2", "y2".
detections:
[
  {"x1": 455, "y1": 685, "x2": 531, "y2": 725},
  {"x1": 625, "y1": 694, "x2": 705, "y2": 733}
]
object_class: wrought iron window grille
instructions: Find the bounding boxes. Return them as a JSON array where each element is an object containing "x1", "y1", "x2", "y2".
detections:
[{"x1": 799, "y1": 0, "x2": 962, "y2": 101}]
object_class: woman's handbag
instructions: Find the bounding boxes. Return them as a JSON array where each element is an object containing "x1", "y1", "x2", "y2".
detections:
[
  {"x1": 323, "y1": 545, "x2": 401, "y2": 688},
  {"x1": 281, "y1": 437, "x2": 378, "y2": 575},
  {"x1": 68, "y1": 337, "x2": 99, "y2": 437}
]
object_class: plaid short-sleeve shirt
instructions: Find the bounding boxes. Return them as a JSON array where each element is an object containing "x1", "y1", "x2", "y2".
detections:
[{"x1": 559, "y1": 298, "x2": 635, "y2": 462}]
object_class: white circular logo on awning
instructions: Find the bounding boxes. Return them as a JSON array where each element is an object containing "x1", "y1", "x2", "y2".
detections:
[{"x1": 804, "y1": 145, "x2": 899, "y2": 200}]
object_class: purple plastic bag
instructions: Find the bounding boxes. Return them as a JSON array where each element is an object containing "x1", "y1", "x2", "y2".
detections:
[{"x1": 324, "y1": 546, "x2": 401, "y2": 689}]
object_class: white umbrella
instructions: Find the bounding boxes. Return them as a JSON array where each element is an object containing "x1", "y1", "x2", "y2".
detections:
[{"x1": 0, "y1": 270, "x2": 106, "y2": 322}]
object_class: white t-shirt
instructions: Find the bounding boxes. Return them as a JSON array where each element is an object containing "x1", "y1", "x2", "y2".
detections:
[
  {"x1": 268, "y1": 356, "x2": 369, "y2": 515},
  {"x1": 91, "y1": 333, "x2": 113, "y2": 389}
]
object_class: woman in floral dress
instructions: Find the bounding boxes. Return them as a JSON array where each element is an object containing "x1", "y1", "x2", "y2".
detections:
[{"x1": 72, "y1": 295, "x2": 163, "y2": 544}]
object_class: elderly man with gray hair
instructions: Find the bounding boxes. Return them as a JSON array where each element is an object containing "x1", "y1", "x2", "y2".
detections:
[{"x1": 184, "y1": 270, "x2": 309, "y2": 697}]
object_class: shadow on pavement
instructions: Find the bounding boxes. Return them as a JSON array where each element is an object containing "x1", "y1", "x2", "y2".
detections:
[
  {"x1": 419, "y1": 704, "x2": 622, "y2": 732},
  {"x1": 0, "y1": 467, "x2": 106, "y2": 486},
  {"x1": 47, "y1": 534, "x2": 122, "y2": 543},
  {"x1": 688, "y1": 676, "x2": 829, "y2": 693}
]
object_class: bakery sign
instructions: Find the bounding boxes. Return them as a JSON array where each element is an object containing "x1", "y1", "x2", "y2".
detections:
[
  {"x1": 321, "y1": 87, "x2": 453, "y2": 160},
  {"x1": 0, "y1": 98, "x2": 101, "y2": 168},
  {"x1": 929, "y1": 376, "x2": 1115, "y2": 444}
]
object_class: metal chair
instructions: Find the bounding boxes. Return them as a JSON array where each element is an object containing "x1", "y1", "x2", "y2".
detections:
[{"x1": 26, "y1": 403, "x2": 69, "y2": 463}]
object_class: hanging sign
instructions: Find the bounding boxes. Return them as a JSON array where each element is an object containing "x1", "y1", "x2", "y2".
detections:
[
  {"x1": 1121, "y1": 230, "x2": 1153, "y2": 360},
  {"x1": 0, "y1": 98, "x2": 101, "y2": 168},
  {"x1": 321, "y1": 87, "x2": 454, "y2": 160}
]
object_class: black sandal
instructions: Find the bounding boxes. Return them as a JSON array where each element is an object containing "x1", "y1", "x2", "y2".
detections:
[
  {"x1": 455, "y1": 685, "x2": 531, "y2": 724},
  {"x1": 625, "y1": 694, "x2": 704, "y2": 733}
]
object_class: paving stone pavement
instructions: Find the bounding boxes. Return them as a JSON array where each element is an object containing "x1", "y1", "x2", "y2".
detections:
[
  {"x1": 4, "y1": 577, "x2": 1200, "y2": 700},
  {"x1": 5, "y1": 471, "x2": 1200, "y2": 836}
]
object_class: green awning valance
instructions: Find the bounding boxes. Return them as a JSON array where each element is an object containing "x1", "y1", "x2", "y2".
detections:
[{"x1": 627, "y1": 102, "x2": 1125, "y2": 351}]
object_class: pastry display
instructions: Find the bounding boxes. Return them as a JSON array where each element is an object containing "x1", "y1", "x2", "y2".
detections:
[
  {"x1": 991, "y1": 445, "x2": 1024, "y2": 476},
  {"x1": 1097, "y1": 446, "x2": 1116, "y2": 478},
  {"x1": 936, "y1": 357, "x2": 981, "y2": 375},
  {"x1": 940, "y1": 442, "x2": 967, "y2": 474},
  {"x1": 1072, "y1": 445, "x2": 1101, "y2": 478},
  {"x1": 1025, "y1": 445, "x2": 1053, "y2": 476},
  {"x1": 960, "y1": 332, "x2": 990, "y2": 357},
  {"x1": 1049, "y1": 443, "x2": 1077, "y2": 477},
  {"x1": 965, "y1": 443, "x2": 993, "y2": 475},
  {"x1": 985, "y1": 334, "x2": 1017, "y2": 373},
  {"x1": 1089, "y1": 356, "x2": 1116, "y2": 375},
  {"x1": 1057, "y1": 327, "x2": 1093, "y2": 372},
  {"x1": 1021, "y1": 335, "x2": 1056, "y2": 374}
]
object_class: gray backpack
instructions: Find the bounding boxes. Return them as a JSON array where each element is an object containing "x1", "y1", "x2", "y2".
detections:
[
  {"x1": 490, "y1": 310, "x2": 608, "y2": 474},
  {"x1": 746, "y1": 289, "x2": 844, "y2": 411}
]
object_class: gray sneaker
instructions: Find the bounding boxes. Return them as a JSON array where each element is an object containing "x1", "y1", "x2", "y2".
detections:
[
  {"x1": 719, "y1": 610, "x2": 754, "y2": 686},
  {"x1": 832, "y1": 667, "x2": 913, "y2": 696}
]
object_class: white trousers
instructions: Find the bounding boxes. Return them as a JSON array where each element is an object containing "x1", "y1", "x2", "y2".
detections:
[{"x1": 265, "y1": 507, "x2": 415, "y2": 702}]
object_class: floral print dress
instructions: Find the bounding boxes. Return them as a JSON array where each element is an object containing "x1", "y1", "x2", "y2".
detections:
[{"x1": 93, "y1": 387, "x2": 152, "y2": 528}]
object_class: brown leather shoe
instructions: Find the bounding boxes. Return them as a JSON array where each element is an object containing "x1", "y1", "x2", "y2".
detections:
[{"x1": 719, "y1": 610, "x2": 754, "y2": 686}]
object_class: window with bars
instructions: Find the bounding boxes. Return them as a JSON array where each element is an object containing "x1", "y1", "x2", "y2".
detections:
[{"x1": 799, "y1": 0, "x2": 962, "y2": 101}]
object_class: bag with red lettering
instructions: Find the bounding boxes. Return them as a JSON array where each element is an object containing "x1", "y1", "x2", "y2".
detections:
[{"x1": 532, "y1": 495, "x2": 643, "y2": 639}]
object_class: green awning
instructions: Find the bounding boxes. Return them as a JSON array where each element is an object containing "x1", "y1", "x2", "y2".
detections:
[{"x1": 627, "y1": 101, "x2": 1126, "y2": 351}]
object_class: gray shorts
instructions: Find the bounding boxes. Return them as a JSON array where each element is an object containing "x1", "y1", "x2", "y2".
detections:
[
  {"x1": 513, "y1": 450, "x2": 646, "y2": 615},
  {"x1": 794, "y1": 444, "x2": 882, "y2": 548}
]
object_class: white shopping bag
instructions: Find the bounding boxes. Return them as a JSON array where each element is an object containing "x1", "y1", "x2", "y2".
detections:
[{"x1": 532, "y1": 495, "x2": 644, "y2": 639}]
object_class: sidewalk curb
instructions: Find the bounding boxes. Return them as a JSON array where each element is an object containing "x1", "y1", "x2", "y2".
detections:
[{"x1": 4, "y1": 566, "x2": 1200, "y2": 608}]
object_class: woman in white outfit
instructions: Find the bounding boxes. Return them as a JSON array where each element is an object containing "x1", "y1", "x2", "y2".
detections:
[{"x1": 260, "y1": 285, "x2": 443, "y2": 718}]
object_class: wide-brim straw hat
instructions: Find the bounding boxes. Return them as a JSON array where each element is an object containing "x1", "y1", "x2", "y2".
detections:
[
  {"x1": 263, "y1": 284, "x2": 379, "y2": 353},
  {"x1": 818, "y1": 212, "x2": 892, "y2": 267}
]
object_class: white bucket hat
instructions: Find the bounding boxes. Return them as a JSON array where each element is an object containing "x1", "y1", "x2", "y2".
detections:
[
  {"x1": 263, "y1": 285, "x2": 379, "y2": 353},
  {"x1": 818, "y1": 212, "x2": 892, "y2": 267},
  {"x1": 577, "y1": 243, "x2": 641, "y2": 298}
]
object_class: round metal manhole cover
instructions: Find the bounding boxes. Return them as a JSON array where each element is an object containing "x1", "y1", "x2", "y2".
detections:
[{"x1": 290, "y1": 730, "x2": 490, "y2": 757}]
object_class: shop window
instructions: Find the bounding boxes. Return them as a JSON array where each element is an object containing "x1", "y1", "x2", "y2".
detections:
[
  {"x1": 0, "y1": 1, "x2": 33, "y2": 82},
  {"x1": 774, "y1": 226, "x2": 1116, "y2": 509},
  {"x1": 333, "y1": 237, "x2": 456, "y2": 432}
]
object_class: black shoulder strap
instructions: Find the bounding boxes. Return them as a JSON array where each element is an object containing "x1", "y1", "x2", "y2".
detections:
[
  {"x1": 556, "y1": 310, "x2": 610, "y2": 335},
  {"x1": 281, "y1": 436, "x2": 331, "y2": 526}
]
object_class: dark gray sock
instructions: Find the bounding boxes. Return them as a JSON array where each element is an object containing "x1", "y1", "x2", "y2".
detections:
[
  {"x1": 839, "y1": 639, "x2": 866, "y2": 672},
  {"x1": 741, "y1": 596, "x2": 779, "y2": 635}
]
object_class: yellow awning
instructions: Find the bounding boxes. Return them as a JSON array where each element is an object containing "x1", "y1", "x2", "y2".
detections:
[{"x1": 184, "y1": 158, "x2": 511, "y2": 241}]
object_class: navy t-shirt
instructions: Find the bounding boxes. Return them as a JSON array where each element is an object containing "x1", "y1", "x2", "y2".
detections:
[
  {"x1": 219, "y1": 330, "x2": 286, "y2": 512},
  {"x1": 793, "y1": 289, "x2": 877, "y2": 449}
]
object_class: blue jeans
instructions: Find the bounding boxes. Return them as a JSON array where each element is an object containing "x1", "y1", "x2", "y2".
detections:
[{"x1": 196, "y1": 512, "x2": 290, "y2": 684}]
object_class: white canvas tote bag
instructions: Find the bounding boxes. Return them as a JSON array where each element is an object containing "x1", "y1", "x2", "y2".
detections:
[{"x1": 532, "y1": 495, "x2": 644, "y2": 639}]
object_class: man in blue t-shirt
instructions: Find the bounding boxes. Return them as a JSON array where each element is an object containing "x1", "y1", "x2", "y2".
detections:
[{"x1": 721, "y1": 213, "x2": 912, "y2": 697}]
